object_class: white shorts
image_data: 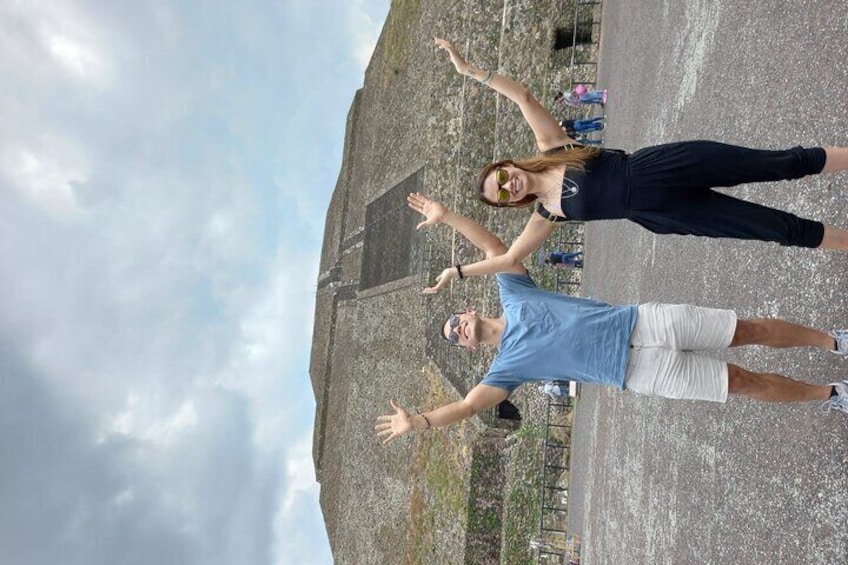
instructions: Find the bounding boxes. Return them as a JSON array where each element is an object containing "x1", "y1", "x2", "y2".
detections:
[{"x1": 624, "y1": 303, "x2": 737, "y2": 403}]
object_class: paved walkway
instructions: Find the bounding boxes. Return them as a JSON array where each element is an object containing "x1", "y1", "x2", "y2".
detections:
[{"x1": 567, "y1": 1, "x2": 848, "y2": 563}]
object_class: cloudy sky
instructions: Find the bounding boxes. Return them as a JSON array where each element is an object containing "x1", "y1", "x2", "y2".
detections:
[{"x1": 0, "y1": 1, "x2": 390, "y2": 563}]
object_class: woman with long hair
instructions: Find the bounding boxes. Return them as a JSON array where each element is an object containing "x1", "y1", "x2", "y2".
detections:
[{"x1": 425, "y1": 38, "x2": 848, "y2": 293}]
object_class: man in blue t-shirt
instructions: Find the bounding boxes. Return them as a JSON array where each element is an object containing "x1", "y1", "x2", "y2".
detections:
[{"x1": 376, "y1": 194, "x2": 848, "y2": 444}]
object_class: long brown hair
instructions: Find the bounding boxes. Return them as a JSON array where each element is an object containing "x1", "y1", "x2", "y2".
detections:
[{"x1": 476, "y1": 145, "x2": 599, "y2": 208}]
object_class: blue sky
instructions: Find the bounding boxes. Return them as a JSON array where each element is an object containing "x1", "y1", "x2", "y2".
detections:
[{"x1": 0, "y1": 1, "x2": 390, "y2": 563}]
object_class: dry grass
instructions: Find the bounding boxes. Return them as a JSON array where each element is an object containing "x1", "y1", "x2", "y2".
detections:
[{"x1": 406, "y1": 365, "x2": 475, "y2": 564}]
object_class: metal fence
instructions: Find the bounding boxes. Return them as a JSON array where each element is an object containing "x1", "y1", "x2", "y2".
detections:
[{"x1": 534, "y1": 396, "x2": 575, "y2": 563}]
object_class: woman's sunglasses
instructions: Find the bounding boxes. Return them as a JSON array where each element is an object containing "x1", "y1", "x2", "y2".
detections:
[
  {"x1": 495, "y1": 169, "x2": 511, "y2": 205},
  {"x1": 443, "y1": 314, "x2": 461, "y2": 346}
]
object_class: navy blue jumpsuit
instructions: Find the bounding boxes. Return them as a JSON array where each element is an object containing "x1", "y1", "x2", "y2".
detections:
[{"x1": 539, "y1": 141, "x2": 826, "y2": 248}]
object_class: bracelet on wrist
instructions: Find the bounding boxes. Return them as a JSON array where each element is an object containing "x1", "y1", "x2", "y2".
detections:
[
  {"x1": 480, "y1": 69, "x2": 494, "y2": 85},
  {"x1": 455, "y1": 264, "x2": 464, "y2": 279},
  {"x1": 421, "y1": 414, "x2": 431, "y2": 429}
]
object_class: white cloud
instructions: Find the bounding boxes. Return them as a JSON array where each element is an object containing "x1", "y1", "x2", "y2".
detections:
[
  {"x1": 111, "y1": 488, "x2": 136, "y2": 508},
  {"x1": 215, "y1": 245, "x2": 320, "y2": 451},
  {"x1": 272, "y1": 430, "x2": 329, "y2": 565},
  {"x1": 283, "y1": 431, "x2": 319, "y2": 511},
  {"x1": 348, "y1": 0, "x2": 386, "y2": 71},
  {"x1": 0, "y1": 1, "x2": 114, "y2": 86},
  {"x1": 102, "y1": 396, "x2": 199, "y2": 447},
  {"x1": 47, "y1": 33, "x2": 111, "y2": 82},
  {"x1": 272, "y1": 175, "x2": 331, "y2": 240},
  {"x1": 0, "y1": 1, "x2": 391, "y2": 563},
  {"x1": 2, "y1": 145, "x2": 88, "y2": 218}
]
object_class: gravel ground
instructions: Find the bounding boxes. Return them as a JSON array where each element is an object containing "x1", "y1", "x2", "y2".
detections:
[{"x1": 567, "y1": 1, "x2": 848, "y2": 563}]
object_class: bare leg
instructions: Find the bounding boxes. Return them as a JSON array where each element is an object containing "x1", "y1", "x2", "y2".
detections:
[
  {"x1": 731, "y1": 319, "x2": 834, "y2": 350},
  {"x1": 822, "y1": 147, "x2": 848, "y2": 173},
  {"x1": 817, "y1": 225, "x2": 848, "y2": 250},
  {"x1": 728, "y1": 364, "x2": 831, "y2": 402}
]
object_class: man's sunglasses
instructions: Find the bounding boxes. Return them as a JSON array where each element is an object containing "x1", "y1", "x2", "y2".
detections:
[
  {"x1": 495, "y1": 168, "x2": 511, "y2": 205},
  {"x1": 443, "y1": 314, "x2": 461, "y2": 346}
]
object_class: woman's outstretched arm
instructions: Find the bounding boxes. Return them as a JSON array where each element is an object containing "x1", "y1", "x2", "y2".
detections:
[
  {"x1": 435, "y1": 37, "x2": 573, "y2": 152},
  {"x1": 424, "y1": 213, "x2": 557, "y2": 293},
  {"x1": 408, "y1": 192, "x2": 509, "y2": 260}
]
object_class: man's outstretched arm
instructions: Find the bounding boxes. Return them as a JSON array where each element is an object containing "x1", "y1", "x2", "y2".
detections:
[{"x1": 375, "y1": 384, "x2": 509, "y2": 444}]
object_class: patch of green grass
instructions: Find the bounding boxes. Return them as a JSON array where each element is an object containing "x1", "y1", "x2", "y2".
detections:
[
  {"x1": 464, "y1": 445, "x2": 505, "y2": 565},
  {"x1": 378, "y1": 0, "x2": 422, "y2": 88},
  {"x1": 512, "y1": 421, "x2": 546, "y2": 442},
  {"x1": 500, "y1": 430, "x2": 545, "y2": 564},
  {"x1": 407, "y1": 367, "x2": 472, "y2": 564},
  {"x1": 408, "y1": 431, "x2": 469, "y2": 564}
]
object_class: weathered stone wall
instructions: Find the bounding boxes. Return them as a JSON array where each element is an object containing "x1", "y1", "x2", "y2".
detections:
[{"x1": 310, "y1": 0, "x2": 590, "y2": 562}]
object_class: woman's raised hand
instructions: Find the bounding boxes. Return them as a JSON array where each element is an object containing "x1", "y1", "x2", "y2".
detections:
[
  {"x1": 423, "y1": 267, "x2": 457, "y2": 294},
  {"x1": 407, "y1": 192, "x2": 448, "y2": 229},
  {"x1": 434, "y1": 38, "x2": 470, "y2": 75}
]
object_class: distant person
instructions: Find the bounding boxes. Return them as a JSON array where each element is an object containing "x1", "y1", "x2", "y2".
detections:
[
  {"x1": 544, "y1": 250, "x2": 583, "y2": 269},
  {"x1": 554, "y1": 85, "x2": 608, "y2": 108},
  {"x1": 375, "y1": 194, "x2": 848, "y2": 443},
  {"x1": 571, "y1": 134, "x2": 602, "y2": 146},
  {"x1": 559, "y1": 116, "x2": 605, "y2": 137},
  {"x1": 428, "y1": 37, "x2": 848, "y2": 295}
]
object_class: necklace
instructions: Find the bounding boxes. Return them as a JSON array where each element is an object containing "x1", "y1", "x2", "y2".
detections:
[{"x1": 535, "y1": 167, "x2": 567, "y2": 208}]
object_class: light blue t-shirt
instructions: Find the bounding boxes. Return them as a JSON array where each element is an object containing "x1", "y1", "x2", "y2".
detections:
[{"x1": 481, "y1": 273, "x2": 637, "y2": 394}]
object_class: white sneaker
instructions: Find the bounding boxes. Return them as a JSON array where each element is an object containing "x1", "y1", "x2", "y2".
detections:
[
  {"x1": 828, "y1": 329, "x2": 848, "y2": 356},
  {"x1": 821, "y1": 380, "x2": 848, "y2": 415}
]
